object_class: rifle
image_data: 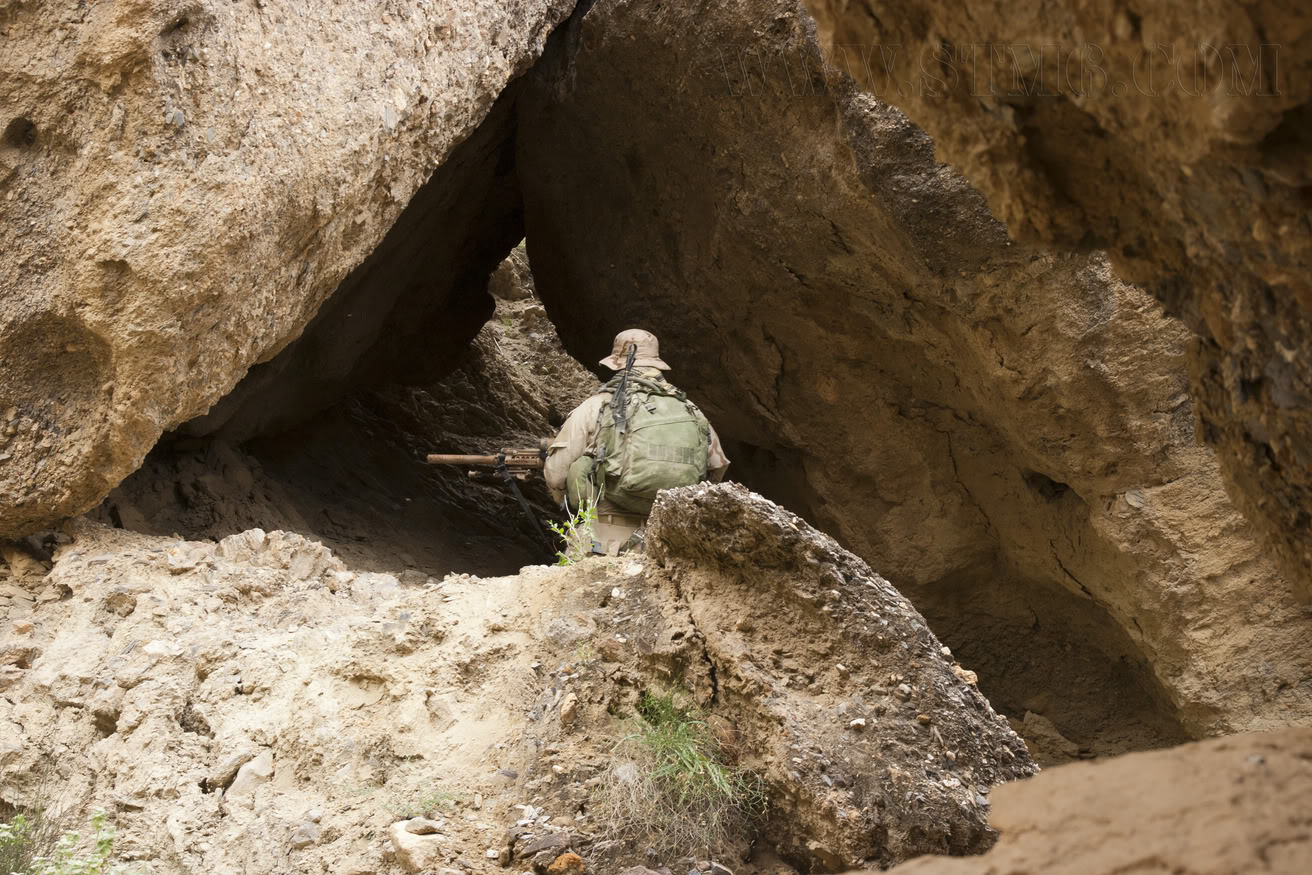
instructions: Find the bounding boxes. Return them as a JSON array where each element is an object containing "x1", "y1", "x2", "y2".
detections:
[
  {"x1": 425, "y1": 443, "x2": 548, "y2": 480},
  {"x1": 426, "y1": 440, "x2": 553, "y2": 549}
]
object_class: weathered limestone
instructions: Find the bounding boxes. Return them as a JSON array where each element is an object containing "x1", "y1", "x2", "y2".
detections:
[{"x1": 803, "y1": 0, "x2": 1312, "y2": 598}]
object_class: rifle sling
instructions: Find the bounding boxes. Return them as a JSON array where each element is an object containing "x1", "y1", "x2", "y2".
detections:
[{"x1": 497, "y1": 454, "x2": 553, "y2": 552}]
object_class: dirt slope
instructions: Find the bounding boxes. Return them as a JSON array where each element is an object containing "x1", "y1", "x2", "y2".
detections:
[
  {"x1": 1, "y1": 485, "x2": 1033, "y2": 874},
  {"x1": 883, "y1": 727, "x2": 1312, "y2": 875}
]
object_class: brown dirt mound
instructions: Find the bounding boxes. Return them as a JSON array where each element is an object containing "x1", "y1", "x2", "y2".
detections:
[{"x1": 883, "y1": 727, "x2": 1312, "y2": 875}]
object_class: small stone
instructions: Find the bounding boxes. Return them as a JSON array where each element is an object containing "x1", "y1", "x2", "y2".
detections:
[
  {"x1": 404, "y1": 817, "x2": 444, "y2": 835},
  {"x1": 472, "y1": 792, "x2": 483, "y2": 809},
  {"x1": 517, "y1": 831, "x2": 570, "y2": 861},
  {"x1": 940, "y1": 645, "x2": 952, "y2": 657},
  {"x1": 917, "y1": 713, "x2": 932, "y2": 725},
  {"x1": 546, "y1": 852, "x2": 586, "y2": 875},
  {"x1": 952, "y1": 665, "x2": 978, "y2": 685},
  {"x1": 290, "y1": 822, "x2": 320, "y2": 848},
  {"x1": 226, "y1": 750, "x2": 274, "y2": 800},
  {"x1": 560, "y1": 692, "x2": 579, "y2": 728},
  {"x1": 848, "y1": 718, "x2": 866, "y2": 730},
  {"x1": 143, "y1": 639, "x2": 183, "y2": 658},
  {"x1": 485, "y1": 849, "x2": 500, "y2": 859},
  {"x1": 305, "y1": 808, "x2": 323, "y2": 823},
  {"x1": 895, "y1": 683, "x2": 913, "y2": 700}
]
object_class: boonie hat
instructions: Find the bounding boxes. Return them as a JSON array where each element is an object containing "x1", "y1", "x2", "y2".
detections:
[{"x1": 599, "y1": 328, "x2": 670, "y2": 371}]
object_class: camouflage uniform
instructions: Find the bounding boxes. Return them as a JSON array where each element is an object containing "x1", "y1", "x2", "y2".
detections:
[{"x1": 544, "y1": 331, "x2": 729, "y2": 553}]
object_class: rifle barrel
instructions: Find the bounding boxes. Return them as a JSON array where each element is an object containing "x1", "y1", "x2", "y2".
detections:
[
  {"x1": 427, "y1": 454, "x2": 499, "y2": 465},
  {"x1": 426, "y1": 448, "x2": 545, "y2": 468}
]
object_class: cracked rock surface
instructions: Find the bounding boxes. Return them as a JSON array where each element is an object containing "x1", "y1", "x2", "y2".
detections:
[{"x1": 803, "y1": 0, "x2": 1312, "y2": 600}]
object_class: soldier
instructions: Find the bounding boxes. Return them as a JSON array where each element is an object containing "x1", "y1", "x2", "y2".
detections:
[{"x1": 544, "y1": 329, "x2": 729, "y2": 554}]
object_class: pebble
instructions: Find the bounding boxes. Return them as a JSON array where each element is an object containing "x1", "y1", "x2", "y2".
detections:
[
  {"x1": 404, "y1": 817, "x2": 444, "y2": 835},
  {"x1": 848, "y1": 718, "x2": 866, "y2": 730},
  {"x1": 290, "y1": 822, "x2": 320, "y2": 848}
]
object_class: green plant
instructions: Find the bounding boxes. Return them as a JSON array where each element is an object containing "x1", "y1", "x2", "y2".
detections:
[
  {"x1": 386, "y1": 788, "x2": 463, "y2": 820},
  {"x1": 574, "y1": 642, "x2": 597, "y2": 666},
  {"x1": 1, "y1": 809, "x2": 143, "y2": 875},
  {"x1": 548, "y1": 502, "x2": 596, "y2": 566},
  {"x1": 596, "y1": 691, "x2": 766, "y2": 863}
]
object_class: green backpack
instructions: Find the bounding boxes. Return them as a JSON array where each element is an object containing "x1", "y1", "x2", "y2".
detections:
[{"x1": 569, "y1": 374, "x2": 711, "y2": 514}]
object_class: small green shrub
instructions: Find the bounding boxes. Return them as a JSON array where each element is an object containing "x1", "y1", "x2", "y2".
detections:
[
  {"x1": 574, "y1": 642, "x2": 597, "y2": 666},
  {"x1": 596, "y1": 690, "x2": 766, "y2": 863},
  {"x1": 1, "y1": 809, "x2": 143, "y2": 875},
  {"x1": 549, "y1": 502, "x2": 596, "y2": 566},
  {"x1": 386, "y1": 788, "x2": 462, "y2": 820}
]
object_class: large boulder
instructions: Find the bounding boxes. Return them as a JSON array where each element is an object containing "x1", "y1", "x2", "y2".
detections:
[
  {"x1": 645, "y1": 484, "x2": 1037, "y2": 869},
  {"x1": 516, "y1": 0, "x2": 1312, "y2": 741},
  {"x1": 802, "y1": 0, "x2": 1312, "y2": 598},
  {"x1": 0, "y1": 0, "x2": 576, "y2": 536}
]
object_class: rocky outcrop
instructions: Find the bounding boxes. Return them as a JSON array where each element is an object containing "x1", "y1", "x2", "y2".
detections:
[
  {"x1": 884, "y1": 727, "x2": 1312, "y2": 875},
  {"x1": 646, "y1": 484, "x2": 1036, "y2": 869},
  {"x1": 0, "y1": 0, "x2": 576, "y2": 536},
  {"x1": 87, "y1": 250, "x2": 598, "y2": 574},
  {"x1": 802, "y1": 0, "x2": 1312, "y2": 598},
  {"x1": 1, "y1": 488, "x2": 1030, "y2": 873},
  {"x1": 516, "y1": 0, "x2": 1312, "y2": 744}
]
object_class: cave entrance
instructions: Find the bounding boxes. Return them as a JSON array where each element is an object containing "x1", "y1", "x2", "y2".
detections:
[{"x1": 92, "y1": 246, "x2": 600, "y2": 579}]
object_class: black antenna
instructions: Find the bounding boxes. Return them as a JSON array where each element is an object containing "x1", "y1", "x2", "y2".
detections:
[{"x1": 611, "y1": 343, "x2": 638, "y2": 436}]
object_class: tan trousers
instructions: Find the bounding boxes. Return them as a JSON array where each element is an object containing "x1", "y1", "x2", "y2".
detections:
[{"x1": 591, "y1": 511, "x2": 646, "y2": 555}]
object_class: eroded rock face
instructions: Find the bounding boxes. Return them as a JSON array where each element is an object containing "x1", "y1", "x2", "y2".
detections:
[
  {"x1": 884, "y1": 727, "x2": 1312, "y2": 875},
  {"x1": 0, "y1": 0, "x2": 576, "y2": 536},
  {"x1": 517, "y1": 0, "x2": 1312, "y2": 743},
  {"x1": 802, "y1": 0, "x2": 1312, "y2": 598}
]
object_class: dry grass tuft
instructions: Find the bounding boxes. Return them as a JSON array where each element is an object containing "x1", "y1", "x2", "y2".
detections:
[{"x1": 595, "y1": 690, "x2": 766, "y2": 864}]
